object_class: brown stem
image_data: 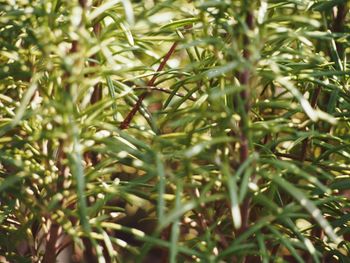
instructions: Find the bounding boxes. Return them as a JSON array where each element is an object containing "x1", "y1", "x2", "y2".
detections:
[
  {"x1": 120, "y1": 42, "x2": 178, "y2": 129},
  {"x1": 42, "y1": 223, "x2": 60, "y2": 263},
  {"x1": 84, "y1": 1, "x2": 103, "y2": 168},
  {"x1": 237, "y1": 10, "x2": 254, "y2": 232},
  {"x1": 79, "y1": 0, "x2": 87, "y2": 8},
  {"x1": 238, "y1": 10, "x2": 254, "y2": 164},
  {"x1": 234, "y1": 10, "x2": 254, "y2": 263},
  {"x1": 332, "y1": 4, "x2": 348, "y2": 55}
]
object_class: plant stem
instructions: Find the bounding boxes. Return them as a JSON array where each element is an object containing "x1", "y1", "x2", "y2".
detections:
[
  {"x1": 42, "y1": 223, "x2": 60, "y2": 263},
  {"x1": 332, "y1": 3, "x2": 348, "y2": 55},
  {"x1": 237, "y1": 9, "x2": 254, "y2": 234},
  {"x1": 235, "y1": 8, "x2": 254, "y2": 263},
  {"x1": 84, "y1": 1, "x2": 102, "y2": 166},
  {"x1": 44, "y1": 0, "x2": 92, "y2": 261},
  {"x1": 120, "y1": 42, "x2": 178, "y2": 129}
]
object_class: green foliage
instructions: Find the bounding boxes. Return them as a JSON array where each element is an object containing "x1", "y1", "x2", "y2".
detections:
[{"x1": 0, "y1": 0, "x2": 349, "y2": 262}]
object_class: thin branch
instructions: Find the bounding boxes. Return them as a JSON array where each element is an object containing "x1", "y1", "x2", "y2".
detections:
[{"x1": 120, "y1": 42, "x2": 178, "y2": 129}]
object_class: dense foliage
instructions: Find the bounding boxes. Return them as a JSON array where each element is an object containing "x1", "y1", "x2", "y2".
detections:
[{"x1": 0, "y1": 0, "x2": 349, "y2": 262}]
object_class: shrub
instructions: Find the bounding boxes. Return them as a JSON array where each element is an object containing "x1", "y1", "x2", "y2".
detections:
[{"x1": 0, "y1": 0, "x2": 349, "y2": 262}]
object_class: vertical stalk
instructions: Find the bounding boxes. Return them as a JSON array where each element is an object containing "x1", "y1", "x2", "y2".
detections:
[
  {"x1": 232, "y1": 4, "x2": 255, "y2": 263},
  {"x1": 81, "y1": 1, "x2": 104, "y2": 261},
  {"x1": 43, "y1": 1, "x2": 90, "y2": 261},
  {"x1": 42, "y1": 223, "x2": 60, "y2": 263},
  {"x1": 84, "y1": 0, "x2": 103, "y2": 166},
  {"x1": 332, "y1": 4, "x2": 348, "y2": 56},
  {"x1": 237, "y1": 8, "x2": 254, "y2": 235}
]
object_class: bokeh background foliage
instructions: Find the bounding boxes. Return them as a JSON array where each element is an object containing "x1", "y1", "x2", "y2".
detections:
[{"x1": 0, "y1": 0, "x2": 349, "y2": 262}]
